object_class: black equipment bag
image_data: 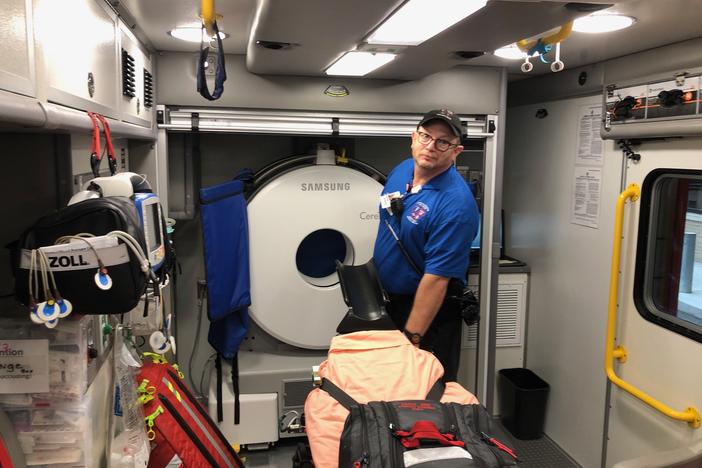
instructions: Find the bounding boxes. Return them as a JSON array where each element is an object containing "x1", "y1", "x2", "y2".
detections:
[
  {"x1": 13, "y1": 197, "x2": 148, "y2": 315},
  {"x1": 320, "y1": 378, "x2": 520, "y2": 467}
]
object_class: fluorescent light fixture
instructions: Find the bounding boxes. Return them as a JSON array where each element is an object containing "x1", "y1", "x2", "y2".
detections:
[
  {"x1": 573, "y1": 13, "x2": 635, "y2": 33},
  {"x1": 169, "y1": 27, "x2": 228, "y2": 43},
  {"x1": 326, "y1": 51, "x2": 396, "y2": 76},
  {"x1": 493, "y1": 44, "x2": 540, "y2": 60},
  {"x1": 367, "y1": 0, "x2": 487, "y2": 46}
]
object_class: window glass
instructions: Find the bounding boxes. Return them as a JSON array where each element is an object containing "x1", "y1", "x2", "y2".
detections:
[{"x1": 636, "y1": 172, "x2": 702, "y2": 342}]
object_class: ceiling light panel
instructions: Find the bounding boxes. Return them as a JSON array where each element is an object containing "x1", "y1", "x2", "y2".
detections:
[
  {"x1": 493, "y1": 44, "x2": 527, "y2": 60},
  {"x1": 367, "y1": 0, "x2": 488, "y2": 46},
  {"x1": 326, "y1": 51, "x2": 396, "y2": 76},
  {"x1": 573, "y1": 13, "x2": 635, "y2": 33},
  {"x1": 493, "y1": 43, "x2": 542, "y2": 60},
  {"x1": 169, "y1": 27, "x2": 228, "y2": 43}
]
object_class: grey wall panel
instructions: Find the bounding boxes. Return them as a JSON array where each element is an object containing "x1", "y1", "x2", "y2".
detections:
[
  {"x1": 156, "y1": 53, "x2": 502, "y2": 115},
  {"x1": 508, "y1": 62, "x2": 604, "y2": 108},
  {"x1": 508, "y1": 37, "x2": 702, "y2": 107},
  {"x1": 504, "y1": 95, "x2": 623, "y2": 467},
  {"x1": 604, "y1": 37, "x2": 702, "y2": 86}
]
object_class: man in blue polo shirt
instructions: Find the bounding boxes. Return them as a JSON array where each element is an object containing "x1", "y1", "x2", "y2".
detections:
[{"x1": 373, "y1": 108, "x2": 479, "y2": 382}]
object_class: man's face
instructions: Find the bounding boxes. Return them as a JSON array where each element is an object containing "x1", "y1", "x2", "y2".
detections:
[{"x1": 411, "y1": 120, "x2": 463, "y2": 174}]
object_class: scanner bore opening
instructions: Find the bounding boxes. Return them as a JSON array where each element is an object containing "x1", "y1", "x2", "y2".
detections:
[{"x1": 296, "y1": 228, "x2": 354, "y2": 287}]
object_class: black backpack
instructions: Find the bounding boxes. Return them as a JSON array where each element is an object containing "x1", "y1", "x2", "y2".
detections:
[
  {"x1": 320, "y1": 378, "x2": 520, "y2": 467},
  {"x1": 13, "y1": 197, "x2": 150, "y2": 315}
]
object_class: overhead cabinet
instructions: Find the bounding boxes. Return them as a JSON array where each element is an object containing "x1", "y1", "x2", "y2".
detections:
[
  {"x1": 119, "y1": 23, "x2": 153, "y2": 128},
  {"x1": 0, "y1": 0, "x2": 35, "y2": 97},
  {"x1": 34, "y1": 0, "x2": 119, "y2": 118}
]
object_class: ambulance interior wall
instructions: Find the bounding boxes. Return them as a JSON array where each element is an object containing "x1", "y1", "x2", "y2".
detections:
[
  {"x1": 502, "y1": 36, "x2": 702, "y2": 468},
  {"x1": 170, "y1": 132, "x2": 486, "y2": 399},
  {"x1": 0, "y1": 133, "x2": 72, "y2": 317},
  {"x1": 504, "y1": 94, "x2": 620, "y2": 468}
]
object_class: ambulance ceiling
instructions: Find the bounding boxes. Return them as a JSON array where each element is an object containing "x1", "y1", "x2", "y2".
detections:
[{"x1": 116, "y1": 0, "x2": 702, "y2": 81}]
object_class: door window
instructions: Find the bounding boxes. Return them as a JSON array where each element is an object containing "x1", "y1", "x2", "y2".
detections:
[{"x1": 634, "y1": 170, "x2": 702, "y2": 342}]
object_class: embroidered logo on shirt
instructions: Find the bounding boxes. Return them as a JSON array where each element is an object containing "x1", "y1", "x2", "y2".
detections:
[{"x1": 406, "y1": 202, "x2": 429, "y2": 224}]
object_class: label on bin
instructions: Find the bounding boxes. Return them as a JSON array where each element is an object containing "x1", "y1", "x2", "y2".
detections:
[{"x1": 0, "y1": 340, "x2": 49, "y2": 394}]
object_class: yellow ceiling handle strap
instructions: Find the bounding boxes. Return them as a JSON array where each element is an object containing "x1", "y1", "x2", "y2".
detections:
[
  {"x1": 517, "y1": 21, "x2": 573, "y2": 53},
  {"x1": 201, "y1": 0, "x2": 216, "y2": 37}
]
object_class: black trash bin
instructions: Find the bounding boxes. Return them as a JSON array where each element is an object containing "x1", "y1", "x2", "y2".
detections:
[{"x1": 498, "y1": 368, "x2": 550, "y2": 440}]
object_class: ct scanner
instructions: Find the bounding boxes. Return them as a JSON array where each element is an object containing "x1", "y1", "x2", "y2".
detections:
[
  {"x1": 210, "y1": 149, "x2": 388, "y2": 446},
  {"x1": 248, "y1": 149, "x2": 385, "y2": 349}
]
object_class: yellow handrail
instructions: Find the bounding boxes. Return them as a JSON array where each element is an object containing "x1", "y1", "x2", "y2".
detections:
[
  {"x1": 605, "y1": 184, "x2": 701, "y2": 429},
  {"x1": 517, "y1": 21, "x2": 573, "y2": 53},
  {"x1": 201, "y1": 0, "x2": 216, "y2": 37}
]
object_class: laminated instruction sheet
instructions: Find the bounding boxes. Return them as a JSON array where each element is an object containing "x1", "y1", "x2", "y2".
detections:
[{"x1": 571, "y1": 105, "x2": 604, "y2": 229}]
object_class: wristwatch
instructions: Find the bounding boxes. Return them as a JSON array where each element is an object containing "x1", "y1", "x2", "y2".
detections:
[{"x1": 403, "y1": 329, "x2": 422, "y2": 345}]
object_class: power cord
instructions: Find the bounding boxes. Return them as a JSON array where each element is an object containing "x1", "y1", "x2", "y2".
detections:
[
  {"x1": 618, "y1": 139, "x2": 641, "y2": 162},
  {"x1": 199, "y1": 353, "x2": 217, "y2": 399},
  {"x1": 188, "y1": 279, "x2": 208, "y2": 396}
]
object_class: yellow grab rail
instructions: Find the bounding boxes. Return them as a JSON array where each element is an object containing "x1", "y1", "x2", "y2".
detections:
[
  {"x1": 517, "y1": 21, "x2": 573, "y2": 53},
  {"x1": 201, "y1": 0, "x2": 216, "y2": 37},
  {"x1": 605, "y1": 184, "x2": 701, "y2": 429}
]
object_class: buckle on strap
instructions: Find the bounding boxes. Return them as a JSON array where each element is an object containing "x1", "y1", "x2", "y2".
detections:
[{"x1": 393, "y1": 420, "x2": 465, "y2": 449}]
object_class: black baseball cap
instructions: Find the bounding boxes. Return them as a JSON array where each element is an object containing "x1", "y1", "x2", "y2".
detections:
[{"x1": 417, "y1": 109, "x2": 463, "y2": 138}]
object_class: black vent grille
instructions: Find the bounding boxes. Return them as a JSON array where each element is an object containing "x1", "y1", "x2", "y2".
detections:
[
  {"x1": 121, "y1": 49, "x2": 135, "y2": 98},
  {"x1": 143, "y1": 69, "x2": 153, "y2": 108}
]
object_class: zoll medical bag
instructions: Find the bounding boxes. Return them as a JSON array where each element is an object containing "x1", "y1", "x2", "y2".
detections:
[
  {"x1": 320, "y1": 378, "x2": 520, "y2": 467},
  {"x1": 13, "y1": 197, "x2": 149, "y2": 315},
  {"x1": 137, "y1": 359, "x2": 243, "y2": 468}
]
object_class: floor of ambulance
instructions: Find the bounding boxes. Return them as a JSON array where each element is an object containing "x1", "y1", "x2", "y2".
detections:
[{"x1": 239, "y1": 421, "x2": 581, "y2": 467}]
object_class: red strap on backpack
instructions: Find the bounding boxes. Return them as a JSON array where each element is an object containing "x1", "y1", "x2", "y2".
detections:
[{"x1": 394, "y1": 420, "x2": 465, "y2": 449}]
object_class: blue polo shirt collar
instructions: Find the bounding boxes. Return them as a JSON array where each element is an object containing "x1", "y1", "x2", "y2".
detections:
[{"x1": 417, "y1": 165, "x2": 454, "y2": 191}]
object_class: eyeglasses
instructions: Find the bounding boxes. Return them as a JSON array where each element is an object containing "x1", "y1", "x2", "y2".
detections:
[{"x1": 416, "y1": 131, "x2": 459, "y2": 152}]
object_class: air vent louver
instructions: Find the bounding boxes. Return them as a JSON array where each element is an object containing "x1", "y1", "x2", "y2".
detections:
[
  {"x1": 121, "y1": 49, "x2": 136, "y2": 98},
  {"x1": 464, "y1": 282, "x2": 524, "y2": 348},
  {"x1": 143, "y1": 69, "x2": 153, "y2": 108}
]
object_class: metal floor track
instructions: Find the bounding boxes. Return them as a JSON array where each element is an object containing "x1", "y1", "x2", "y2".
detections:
[{"x1": 496, "y1": 421, "x2": 581, "y2": 468}]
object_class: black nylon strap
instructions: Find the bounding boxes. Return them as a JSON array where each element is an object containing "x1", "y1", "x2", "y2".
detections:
[
  {"x1": 383, "y1": 219, "x2": 422, "y2": 275},
  {"x1": 319, "y1": 378, "x2": 359, "y2": 411},
  {"x1": 425, "y1": 379, "x2": 446, "y2": 401},
  {"x1": 216, "y1": 354, "x2": 223, "y2": 422},
  {"x1": 197, "y1": 22, "x2": 227, "y2": 101},
  {"x1": 322, "y1": 377, "x2": 445, "y2": 408}
]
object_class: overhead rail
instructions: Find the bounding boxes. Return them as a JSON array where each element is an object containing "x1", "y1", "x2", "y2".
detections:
[
  {"x1": 605, "y1": 184, "x2": 701, "y2": 429},
  {"x1": 159, "y1": 108, "x2": 491, "y2": 138},
  {"x1": 0, "y1": 89, "x2": 155, "y2": 140}
]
